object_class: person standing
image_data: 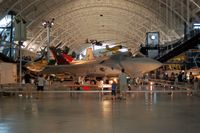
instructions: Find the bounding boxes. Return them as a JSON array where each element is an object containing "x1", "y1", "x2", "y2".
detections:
[
  {"x1": 36, "y1": 74, "x2": 46, "y2": 99},
  {"x1": 118, "y1": 68, "x2": 128, "y2": 99},
  {"x1": 111, "y1": 81, "x2": 117, "y2": 100},
  {"x1": 189, "y1": 72, "x2": 194, "y2": 84},
  {"x1": 24, "y1": 71, "x2": 33, "y2": 98}
]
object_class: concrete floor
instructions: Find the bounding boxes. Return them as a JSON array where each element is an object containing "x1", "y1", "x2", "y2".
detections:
[{"x1": 1, "y1": 92, "x2": 200, "y2": 133}]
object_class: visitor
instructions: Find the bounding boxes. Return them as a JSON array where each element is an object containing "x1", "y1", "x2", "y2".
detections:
[
  {"x1": 111, "y1": 81, "x2": 117, "y2": 100},
  {"x1": 24, "y1": 71, "x2": 33, "y2": 98},
  {"x1": 118, "y1": 68, "x2": 128, "y2": 100},
  {"x1": 36, "y1": 74, "x2": 46, "y2": 99}
]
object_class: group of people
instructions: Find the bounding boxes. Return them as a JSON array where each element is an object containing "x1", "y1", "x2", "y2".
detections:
[
  {"x1": 22, "y1": 68, "x2": 129, "y2": 100},
  {"x1": 23, "y1": 71, "x2": 46, "y2": 99},
  {"x1": 159, "y1": 71, "x2": 195, "y2": 84}
]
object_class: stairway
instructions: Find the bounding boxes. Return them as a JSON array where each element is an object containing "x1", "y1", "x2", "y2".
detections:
[{"x1": 157, "y1": 33, "x2": 200, "y2": 63}]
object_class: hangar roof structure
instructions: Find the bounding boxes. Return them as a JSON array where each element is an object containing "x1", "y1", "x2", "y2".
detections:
[{"x1": 0, "y1": 0, "x2": 200, "y2": 53}]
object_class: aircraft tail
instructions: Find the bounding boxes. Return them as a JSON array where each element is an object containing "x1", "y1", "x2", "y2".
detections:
[
  {"x1": 85, "y1": 48, "x2": 95, "y2": 60},
  {"x1": 106, "y1": 45, "x2": 110, "y2": 50},
  {"x1": 49, "y1": 46, "x2": 70, "y2": 65},
  {"x1": 61, "y1": 53, "x2": 74, "y2": 62}
]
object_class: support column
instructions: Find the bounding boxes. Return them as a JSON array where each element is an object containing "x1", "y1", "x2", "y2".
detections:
[
  {"x1": 19, "y1": 41, "x2": 23, "y2": 86},
  {"x1": 42, "y1": 18, "x2": 54, "y2": 63},
  {"x1": 47, "y1": 26, "x2": 50, "y2": 62},
  {"x1": 186, "y1": 0, "x2": 190, "y2": 35}
]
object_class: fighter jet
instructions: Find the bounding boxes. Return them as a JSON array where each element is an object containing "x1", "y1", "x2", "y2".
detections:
[
  {"x1": 39, "y1": 51, "x2": 162, "y2": 78},
  {"x1": 25, "y1": 41, "x2": 162, "y2": 77}
]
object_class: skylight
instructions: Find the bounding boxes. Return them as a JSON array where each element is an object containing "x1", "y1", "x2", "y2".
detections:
[{"x1": 0, "y1": 15, "x2": 11, "y2": 27}]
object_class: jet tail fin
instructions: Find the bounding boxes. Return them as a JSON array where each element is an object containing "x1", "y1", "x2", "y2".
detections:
[
  {"x1": 85, "y1": 48, "x2": 95, "y2": 60},
  {"x1": 106, "y1": 45, "x2": 110, "y2": 50},
  {"x1": 49, "y1": 46, "x2": 69, "y2": 65}
]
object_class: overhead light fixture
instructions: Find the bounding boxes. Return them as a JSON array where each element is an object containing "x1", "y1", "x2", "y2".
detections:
[
  {"x1": 42, "y1": 18, "x2": 54, "y2": 28},
  {"x1": 193, "y1": 23, "x2": 200, "y2": 29},
  {"x1": 29, "y1": 48, "x2": 34, "y2": 51},
  {"x1": 194, "y1": 26, "x2": 200, "y2": 29},
  {"x1": 42, "y1": 18, "x2": 55, "y2": 62},
  {"x1": 193, "y1": 23, "x2": 200, "y2": 26},
  {"x1": 151, "y1": 35, "x2": 156, "y2": 40},
  {"x1": 42, "y1": 21, "x2": 47, "y2": 26}
]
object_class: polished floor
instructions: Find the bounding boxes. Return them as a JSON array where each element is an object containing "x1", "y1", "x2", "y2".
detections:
[{"x1": 1, "y1": 92, "x2": 200, "y2": 133}]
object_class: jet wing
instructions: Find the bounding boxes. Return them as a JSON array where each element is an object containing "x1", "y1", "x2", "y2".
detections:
[
  {"x1": 41, "y1": 56, "x2": 110, "y2": 75},
  {"x1": 42, "y1": 62, "x2": 97, "y2": 74}
]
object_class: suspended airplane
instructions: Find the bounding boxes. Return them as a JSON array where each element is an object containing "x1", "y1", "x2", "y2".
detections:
[
  {"x1": 85, "y1": 39, "x2": 104, "y2": 46},
  {"x1": 100, "y1": 44, "x2": 126, "y2": 54}
]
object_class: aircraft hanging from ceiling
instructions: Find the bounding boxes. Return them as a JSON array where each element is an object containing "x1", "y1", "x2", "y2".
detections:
[
  {"x1": 83, "y1": 39, "x2": 129, "y2": 58},
  {"x1": 85, "y1": 39, "x2": 105, "y2": 46},
  {"x1": 99, "y1": 44, "x2": 128, "y2": 54}
]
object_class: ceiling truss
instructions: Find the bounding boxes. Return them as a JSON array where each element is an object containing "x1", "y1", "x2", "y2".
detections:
[{"x1": 0, "y1": 0, "x2": 199, "y2": 53}]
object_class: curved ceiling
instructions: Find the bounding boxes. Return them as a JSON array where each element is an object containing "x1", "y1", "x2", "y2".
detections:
[{"x1": 0, "y1": 0, "x2": 200, "y2": 53}]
